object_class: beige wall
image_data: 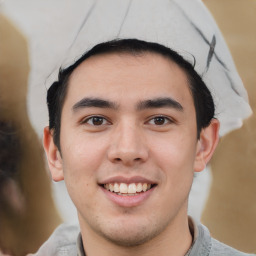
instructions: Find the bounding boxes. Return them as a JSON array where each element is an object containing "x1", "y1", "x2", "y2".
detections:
[{"x1": 202, "y1": 0, "x2": 256, "y2": 252}]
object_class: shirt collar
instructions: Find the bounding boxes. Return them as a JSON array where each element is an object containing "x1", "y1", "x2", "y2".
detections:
[{"x1": 77, "y1": 233, "x2": 86, "y2": 256}]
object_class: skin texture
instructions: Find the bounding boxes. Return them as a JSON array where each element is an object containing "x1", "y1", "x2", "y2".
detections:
[
  {"x1": 202, "y1": 0, "x2": 256, "y2": 252},
  {"x1": 44, "y1": 52, "x2": 219, "y2": 256},
  {"x1": 0, "y1": 14, "x2": 61, "y2": 255}
]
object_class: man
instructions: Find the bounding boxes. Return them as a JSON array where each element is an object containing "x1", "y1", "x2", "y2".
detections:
[
  {"x1": 34, "y1": 0, "x2": 253, "y2": 255},
  {"x1": 34, "y1": 38, "x2": 252, "y2": 255}
]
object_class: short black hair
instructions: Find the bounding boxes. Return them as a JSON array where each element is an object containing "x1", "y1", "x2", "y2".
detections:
[{"x1": 47, "y1": 39, "x2": 215, "y2": 150}]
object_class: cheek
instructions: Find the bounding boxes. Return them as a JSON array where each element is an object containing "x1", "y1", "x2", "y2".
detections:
[
  {"x1": 148, "y1": 132, "x2": 197, "y2": 180},
  {"x1": 60, "y1": 135, "x2": 107, "y2": 209},
  {"x1": 60, "y1": 132, "x2": 109, "y2": 195},
  {"x1": 152, "y1": 135, "x2": 196, "y2": 201},
  {"x1": 62, "y1": 131, "x2": 107, "y2": 167}
]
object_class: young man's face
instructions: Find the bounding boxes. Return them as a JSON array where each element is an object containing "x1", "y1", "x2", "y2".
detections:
[{"x1": 44, "y1": 52, "x2": 218, "y2": 247}]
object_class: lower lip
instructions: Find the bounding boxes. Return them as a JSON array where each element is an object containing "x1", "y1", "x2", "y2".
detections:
[{"x1": 100, "y1": 186, "x2": 156, "y2": 208}]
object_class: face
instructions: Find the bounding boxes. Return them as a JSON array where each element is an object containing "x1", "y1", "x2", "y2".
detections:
[{"x1": 44, "y1": 52, "x2": 218, "y2": 247}]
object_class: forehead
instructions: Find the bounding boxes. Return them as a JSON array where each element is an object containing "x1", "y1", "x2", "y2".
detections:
[{"x1": 65, "y1": 52, "x2": 194, "y2": 111}]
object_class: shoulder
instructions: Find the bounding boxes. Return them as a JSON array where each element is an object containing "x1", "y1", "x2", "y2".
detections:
[
  {"x1": 189, "y1": 219, "x2": 255, "y2": 256},
  {"x1": 29, "y1": 223, "x2": 79, "y2": 256},
  {"x1": 197, "y1": 224, "x2": 256, "y2": 256},
  {"x1": 210, "y1": 238, "x2": 255, "y2": 256}
]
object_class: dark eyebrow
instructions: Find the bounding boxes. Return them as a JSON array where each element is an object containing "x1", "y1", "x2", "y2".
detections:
[
  {"x1": 72, "y1": 97, "x2": 118, "y2": 111},
  {"x1": 137, "y1": 97, "x2": 183, "y2": 111}
]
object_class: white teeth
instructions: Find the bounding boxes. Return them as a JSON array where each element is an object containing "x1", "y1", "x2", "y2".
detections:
[
  {"x1": 109, "y1": 183, "x2": 114, "y2": 192},
  {"x1": 104, "y1": 182, "x2": 153, "y2": 195},
  {"x1": 137, "y1": 183, "x2": 143, "y2": 192},
  {"x1": 128, "y1": 183, "x2": 137, "y2": 193},
  {"x1": 114, "y1": 183, "x2": 119, "y2": 193},
  {"x1": 142, "y1": 183, "x2": 148, "y2": 192},
  {"x1": 120, "y1": 183, "x2": 128, "y2": 193}
]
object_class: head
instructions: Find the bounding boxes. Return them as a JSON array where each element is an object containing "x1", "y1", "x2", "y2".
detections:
[
  {"x1": 43, "y1": 39, "x2": 219, "y2": 251},
  {"x1": 47, "y1": 39, "x2": 215, "y2": 151}
]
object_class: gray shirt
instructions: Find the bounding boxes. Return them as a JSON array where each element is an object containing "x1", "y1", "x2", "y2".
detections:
[{"x1": 32, "y1": 218, "x2": 255, "y2": 256}]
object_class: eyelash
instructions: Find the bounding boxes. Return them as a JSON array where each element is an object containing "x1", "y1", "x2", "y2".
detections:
[
  {"x1": 146, "y1": 115, "x2": 174, "y2": 126},
  {"x1": 81, "y1": 115, "x2": 174, "y2": 127},
  {"x1": 81, "y1": 116, "x2": 111, "y2": 126}
]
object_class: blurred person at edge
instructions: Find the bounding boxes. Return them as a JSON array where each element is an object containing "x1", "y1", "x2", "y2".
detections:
[{"x1": 0, "y1": 12, "x2": 61, "y2": 256}]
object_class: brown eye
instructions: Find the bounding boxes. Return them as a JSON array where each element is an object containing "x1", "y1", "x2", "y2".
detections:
[
  {"x1": 84, "y1": 116, "x2": 108, "y2": 126},
  {"x1": 147, "y1": 116, "x2": 173, "y2": 126},
  {"x1": 153, "y1": 117, "x2": 166, "y2": 125},
  {"x1": 91, "y1": 117, "x2": 104, "y2": 125}
]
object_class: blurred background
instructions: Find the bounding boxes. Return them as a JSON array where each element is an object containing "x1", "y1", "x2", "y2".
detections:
[
  {"x1": 0, "y1": 0, "x2": 255, "y2": 255},
  {"x1": 202, "y1": 0, "x2": 256, "y2": 251}
]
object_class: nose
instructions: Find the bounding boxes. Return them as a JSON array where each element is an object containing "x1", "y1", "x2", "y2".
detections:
[{"x1": 107, "y1": 122, "x2": 149, "y2": 166}]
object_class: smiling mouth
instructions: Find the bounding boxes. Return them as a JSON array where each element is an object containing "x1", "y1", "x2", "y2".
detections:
[{"x1": 102, "y1": 183, "x2": 156, "y2": 196}]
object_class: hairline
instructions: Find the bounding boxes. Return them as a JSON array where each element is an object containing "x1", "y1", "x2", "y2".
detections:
[
  {"x1": 49, "y1": 40, "x2": 214, "y2": 150},
  {"x1": 59, "y1": 51, "x2": 195, "y2": 142}
]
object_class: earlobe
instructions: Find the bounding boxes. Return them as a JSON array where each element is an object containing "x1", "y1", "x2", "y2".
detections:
[
  {"x1": 194, "y1": 119, "x2": 220, "y2": 172},
  {"x1": 43, "y1": 126, "x2": 64, "y2": 182}
]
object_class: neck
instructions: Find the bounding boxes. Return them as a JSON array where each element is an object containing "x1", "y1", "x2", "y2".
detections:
[{"x1": 79, "y1": 213, "x2": 193, "y2": 256}]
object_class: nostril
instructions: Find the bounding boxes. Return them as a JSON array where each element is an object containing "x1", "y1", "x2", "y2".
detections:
[{"x1": 113, "y1": 157, "x2": 142, "y2": 164}]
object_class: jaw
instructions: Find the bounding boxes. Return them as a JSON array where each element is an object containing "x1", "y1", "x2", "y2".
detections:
[
  {"x1": 76, "y1": 177, "x2": 192, "y2": 256},
  {"x1": 77, "y1": 197, "x2": 191, "y2": 256}
]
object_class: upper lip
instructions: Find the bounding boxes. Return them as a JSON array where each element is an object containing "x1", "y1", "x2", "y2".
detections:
[{"x1": 99, "y1": 176, "x2": 157, "y2": 185}]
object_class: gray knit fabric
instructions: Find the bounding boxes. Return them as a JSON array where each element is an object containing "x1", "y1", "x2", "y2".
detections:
[
  {"x1": 31, "y1": 224, "x2": 79, "y2": 256},
  {"x1": 32, "y1": 221, "x2": 255, "y2": 256},
  {"x1": 189, "y1": 223, "x2": 254, "y2": 256}
]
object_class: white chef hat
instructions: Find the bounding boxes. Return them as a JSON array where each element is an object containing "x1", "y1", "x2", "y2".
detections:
[{"x1": 48, "y1": 0, "x2": 252, "y2": 136}]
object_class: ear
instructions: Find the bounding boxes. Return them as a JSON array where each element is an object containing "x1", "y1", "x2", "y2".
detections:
[
  {"x1": 194, "y1": 119, "x2": 219, "y2": 173},
  {"x1": 43, "y1": 126, "x2": 64, "y2": 181}
]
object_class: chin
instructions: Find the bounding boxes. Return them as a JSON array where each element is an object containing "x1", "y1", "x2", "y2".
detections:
[
  {"x1": 97, "y1": 218, "x2": 165, "y2": 247},
  {"x1": 103, "y1": 229, "x2": 156, "y2": 247}
]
